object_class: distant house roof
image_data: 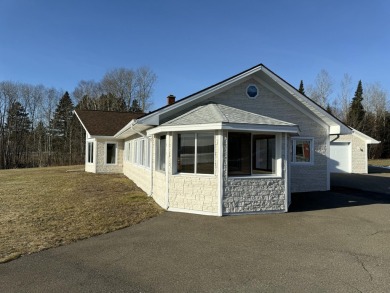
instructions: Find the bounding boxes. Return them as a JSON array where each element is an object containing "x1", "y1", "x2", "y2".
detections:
[{"x1": 74, "y1": 110, "x2": 144, "y2": 136}]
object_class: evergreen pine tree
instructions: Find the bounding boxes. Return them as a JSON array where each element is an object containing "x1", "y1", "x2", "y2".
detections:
[
  {"x1": 51, "y1": 92, "x2": 75, "y2": 164},
  {"x1": 129, "y1": 99, "x2": 142, "y2": 112},
  {"x1": 326, "y1": 103, "x2": 332, "y2": 114},
  {"x1": 346, "y1": 80, "x2": 365, "y2": 130},
  {"x1": 298, "y1": 80, "x2": 305, "y2": 95}
]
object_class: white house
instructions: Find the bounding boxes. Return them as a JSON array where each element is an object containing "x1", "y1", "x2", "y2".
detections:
[{"x1": 75, "y1": 64, "x2": 379, "y2": 216}]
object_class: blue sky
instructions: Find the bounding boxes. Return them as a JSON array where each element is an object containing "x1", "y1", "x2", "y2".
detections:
[{"x1": 1, "y1": 0, "x2": 389, "y2": 110}]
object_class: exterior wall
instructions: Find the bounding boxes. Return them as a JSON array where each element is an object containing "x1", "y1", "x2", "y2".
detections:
[
  {"x1": 167, "y1": 133, "x2": 219, "y2": 214},
  {"x1": 95, "y1": 139, "x2": 124, "y2": 173},
  {"x1": 123, "y1": 161, "x2": 151, "y2": 194},
  {"x1": 330, "y1": 134, "x2": 367, "y2": 173},
  {"x1": 122, "y1": 133, "x2": 152, "y2": 194},
  {"x1": 222, "y1": 131, "x2": 287, "y2": 214},
  {"x1": 209, "y1": 79, "x2": 329, "y2": 193}
]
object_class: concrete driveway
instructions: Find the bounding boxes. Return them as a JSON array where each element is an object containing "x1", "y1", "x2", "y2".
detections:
[{"x1": 1, "y1": 177, "x2": 390, "y2": 292}]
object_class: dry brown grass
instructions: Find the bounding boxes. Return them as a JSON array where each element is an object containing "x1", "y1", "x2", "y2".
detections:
[
  {"x1": 369, "y1": 159, "x2": 390, "y2": 167},
  {"x1": 0, "y1": 166, "x2": 163, "y2": 263}
]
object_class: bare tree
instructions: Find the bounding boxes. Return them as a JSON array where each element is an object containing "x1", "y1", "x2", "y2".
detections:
[
  {"x1": 101, "y1": 68, "x2": 135, "y2": 110},
  {"x1": 134, "y1": 66, "x2": 157, "y2": 112},
  {"x1": 307, "y1": 69, "x2": 333, "y2": 108},
  {"x1": 337, "y1": 73, "x2": 353, "y2": 122}
]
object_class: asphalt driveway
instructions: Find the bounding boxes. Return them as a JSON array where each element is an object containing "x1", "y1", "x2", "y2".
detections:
[{"x1": 1, "y1": 174, "x2": 390, "y2": 292}]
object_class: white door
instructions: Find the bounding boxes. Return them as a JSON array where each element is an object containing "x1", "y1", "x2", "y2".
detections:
[{"x1": 329, "y1": 142, "x2": 351, "y2": 173}]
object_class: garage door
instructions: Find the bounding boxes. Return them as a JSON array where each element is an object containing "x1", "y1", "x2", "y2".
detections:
[{"x1": 329, "y1": 142, "x2": 351, "y2": 173}]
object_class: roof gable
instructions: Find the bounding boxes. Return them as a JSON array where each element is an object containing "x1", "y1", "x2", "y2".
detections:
[
  {"x1": 74, "y1": 110, "x2": 144, "y2": 137},
  {"x1": 163, "y1": 103, "x2": 297, "y2": 127},
  {"x1": 136, "y1": 64, "x2": 351, "y2": 135}
]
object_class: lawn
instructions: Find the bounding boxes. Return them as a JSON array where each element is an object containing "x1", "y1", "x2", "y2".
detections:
[
  {"x1": 0, "y1": 166, "x2": 163, "y2": 263},
  {"x1": 368, "y1": 158, "x2": 390, "y2": 167}
]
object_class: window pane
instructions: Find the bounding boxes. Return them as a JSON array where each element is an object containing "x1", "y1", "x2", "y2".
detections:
[
  {"x1": 253, "y1": 135, "x2": 275, "y2": 174},
  {"x1": 178, "y1": 133, "x2": 195, "y2": 173},
  {"x1": 295, "y1": 140, "x2": 311, "y2": 162},
  {"x1": 88, "y1": 142, "x2": 93, "y2": 163},
  {"x1": 140, "y1": 140, "x2": 145, "y2": 165},
  {"x1": 228, "y1": 132, "x2": 251, "y2": 176},
  {"x1": 159, "y1": 136, "x2": 166, "y2": 171},
  {"x1": 106, "y1": 143, "x2": 116, "y2": 164},
  {"x1": 197, "y1": 133, "x2": 214, "y2": 174}
]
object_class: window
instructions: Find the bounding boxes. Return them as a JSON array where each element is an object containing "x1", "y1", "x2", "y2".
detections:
[
  {"x1": 157, "y1": 135, "x2": 166, "y2": 171},
  {"x1": 228, "y1": 132, "x2": 277, "y2": 176},
  {"x1": 132, "y1": 138, "x2": 150, "y2": 168},
  {"x1": 87, "y1": 141, "x2": 94, "y2": 163},
  {"x1": 106, "y1": 143, "x2": 117, "y2": 164},
  {"x1": 292, "y1": 138, "x2": 313, "y2": 164},
  {"x1": 246, "y1": 84, "x2": 258, "y2": 99},
  {"x1": 177, "y1": 132, "x2": 214, "y2": 174},
  {"x1": 125, "y1": 141, "x2": 131, "y2": 162}
]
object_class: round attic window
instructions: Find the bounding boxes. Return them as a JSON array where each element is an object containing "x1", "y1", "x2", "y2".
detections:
[{"x1": 246, "y1": 85, "x2": 258, "y2": 99}]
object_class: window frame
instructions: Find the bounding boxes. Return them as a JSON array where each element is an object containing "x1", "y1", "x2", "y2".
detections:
[
  {"x1": 175, "y1": 132, "x2": 215, "y2": 175},
  {"x1": 227, "y1": 132, "x2": 282, "y2": 178},
  {"x1": 291, "y1": 137, "x2": 314, "y2": 165},
  {"x1": 131, "y1": 137, "x2": 151, "y2": 168},
  {"x1": 156, "y1": 135, "x2": 166, "y2": 172},
  {"x1": 87, "y1": 141, "x2": 94, "y2": 164},
  {"x1": 105, "y1": 142, "x2": 118, "y2": 165}
]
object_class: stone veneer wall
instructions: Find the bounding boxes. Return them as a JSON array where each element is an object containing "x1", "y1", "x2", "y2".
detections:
[
  {"x1": 222, "y1": 131, "x2": 286, "y2": 214},
  {"x1": 330, "y1": 134, "x2": 367, "y2": 173},
  {"x1": 95, "y1": 139, "x2": 123, "y2": 173},
  {"x1": 123, "y1": 161, "x2": 151, "y2": 194},
  {"x1": 167, "y1": 133, "x2": 219, "y2": 214}
]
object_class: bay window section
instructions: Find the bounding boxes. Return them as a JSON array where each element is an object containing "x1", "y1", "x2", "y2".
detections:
[
  {"x1": 228, "y1": 132, "x2": 277, "y2": 176},
  {"x1": 177, "y1": 132, "x2": 214, "y2": 174},
  {"x1": 157, "y1": 135, "x2": 166, "y2": 171}
]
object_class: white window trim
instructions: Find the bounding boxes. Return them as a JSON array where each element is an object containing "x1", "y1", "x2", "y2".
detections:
[
  {"x1": 291, "y1": 137, "x2": 314, "y2": 165},
  {"x1": 227, "y1": 132, "x2": 282, "y2": 178},
  {"x1": 86, "y1": 140, "x2": 95, "y2": 164},
  {"x1": 156, "y1": 135, "x2": 167, "y2": 172},
  {"x1": 246, "y1": 84, "x2": 259, "y2": 99},
  {"x1": 124, "y1": 141, "x2": 131, "y2": 162},
  {"x1": 174, "y1": 131, "x2": 215, "y2": 176},
  {"x1": 131, "y1": 137, "x2": 151, "y2": 169},
  {"x1": 105, "y1": 142, "x2": 118, "y2": 165}
]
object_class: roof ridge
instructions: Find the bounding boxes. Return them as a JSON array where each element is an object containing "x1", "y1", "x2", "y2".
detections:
[{"x1": 210, "y1": 103, "x2": 228, "y2": 122}]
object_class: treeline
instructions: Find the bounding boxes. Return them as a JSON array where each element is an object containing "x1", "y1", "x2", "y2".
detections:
[
  {"x1": 0, "y1": 67, "x2": 156, "y2": 169},
  {"x1": 300, "y1": 70, "x2": 390, "y2": 158}
]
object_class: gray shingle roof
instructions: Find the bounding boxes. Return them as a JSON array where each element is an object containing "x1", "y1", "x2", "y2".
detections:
[{"x1": 162, "y1": 103, "x2": 297, "y2": 127}]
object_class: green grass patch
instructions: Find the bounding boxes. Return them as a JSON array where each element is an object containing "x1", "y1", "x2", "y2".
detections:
[{"x1": 0, "y1": 166, "x2": 163, "y2": 263}]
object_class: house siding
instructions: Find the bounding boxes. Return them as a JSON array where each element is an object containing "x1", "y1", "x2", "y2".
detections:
[
  {"x1": 330, "y1": 134, "x2": 367, "y2": 173},
  {"x1": 123, "y1": 162, "x2": 151, "y2": 194},
  {"x1": 208, "y1": 79, "x2": 329, "y2": 193},
  {"x1": 222, "y1": 131, "x2": 287, "y2": 214},
  {"x1": 95, "y1": 139, "x2": 123, "y2": 173}
]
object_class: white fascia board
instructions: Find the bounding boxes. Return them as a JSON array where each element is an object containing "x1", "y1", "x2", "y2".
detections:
[
  {"x1": 147, "y1": 122, "x2": 300, "y2": 135},
  {"x1": 73, "y1": 110, "x2": 91, "y2": 136},
  {"x1": 114, "y1": 119, "x2": 136, "y2": 138},
  {"x1": 221, "y1": 123, "x2": 300, "y2": 134},
  {"x1": 260, "y1": 68, "x2": 351, "y2": 135},
  {"x1": 139, "y1": 66, "x2": 263, "y2": 125},
  {"x1": 352, "y1": 128, "x2": 380, "y2": 144},
  {"x1": 147, "y1": 123, "x2": 223, "y2": 135},
  {"x1": 90, "y1": 135, "x2": 117, "y2": 140}
]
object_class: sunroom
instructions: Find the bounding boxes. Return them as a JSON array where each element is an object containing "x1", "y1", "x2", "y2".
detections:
[{"x1": 145, "y1": 103, "x2": 300, "y2": 216}]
